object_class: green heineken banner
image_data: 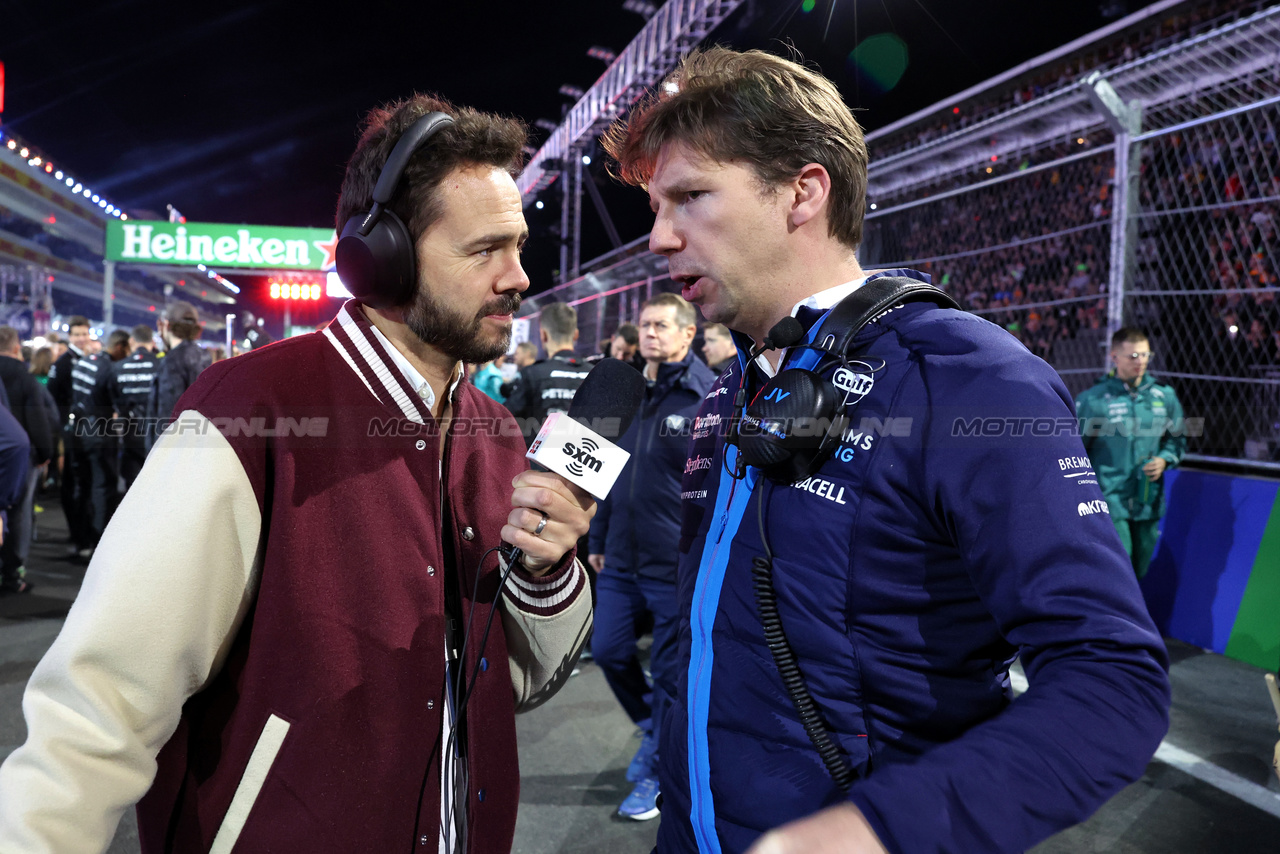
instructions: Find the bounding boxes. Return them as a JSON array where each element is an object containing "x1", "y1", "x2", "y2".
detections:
[{"x1": 105, "y1": 220, "x2": 339, "y2": 271}]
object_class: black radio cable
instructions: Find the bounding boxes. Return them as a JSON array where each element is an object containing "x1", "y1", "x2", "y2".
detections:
[{"x1": 751, "y1": 481, "x2": 857, "y2": 793}]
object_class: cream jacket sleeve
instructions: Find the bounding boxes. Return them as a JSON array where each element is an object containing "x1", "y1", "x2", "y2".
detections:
[{"x1": 0, "y1": 413, "x2": 263, "y2": 854}]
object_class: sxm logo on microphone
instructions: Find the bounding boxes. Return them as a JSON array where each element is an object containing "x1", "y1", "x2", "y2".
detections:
[{"x1": 528, "y1": 414, "x2": 631, "y2": 500}]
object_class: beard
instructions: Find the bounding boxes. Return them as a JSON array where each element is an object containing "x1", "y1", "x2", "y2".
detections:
[{"x1": 404, "y1": 284, "x2": 522, "y2": 364}]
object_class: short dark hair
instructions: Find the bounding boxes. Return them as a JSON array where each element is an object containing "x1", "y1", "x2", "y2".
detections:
[
  {"x1": 703, "y1": 322, "x2": 730, "y2": 340},
  {"x1": 605, "y1": 47, "x2": 869, "y2": 250},
  {"x1": 131, "y1": 324, "x2": 154, "y2": 345},
  {"x1": 613, "y1": 323, "x2": 639, "y2": 346},
  {"x1": 336, "y1": 94, "x2": 528, "y2": 247},
  {"x1": 643, "y1": 292, "x2": 696, "y2": 328},
  {"x1": 0, "y1": 326, "x2": 18, "y2": 353},
  {"x1": 107, "y1": 329, "x2": 130, "y2": 350},
  {"x1": 1110, "y1": 327, "x2": 1149, "y2": 349},
  {"x1": 67, "y1": 316, "x2": 90, "y2": 332},
  {"x1": 540, "y1": 303, "x2": 578, "y2": 342},
  {"x1": 515, "y1": 341, "x2": 537, "y2": 359}
]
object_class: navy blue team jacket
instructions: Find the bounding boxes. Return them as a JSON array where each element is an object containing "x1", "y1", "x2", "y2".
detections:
[{"x1": 659, "y1": 275, "x2": 1170, "y2": 854}]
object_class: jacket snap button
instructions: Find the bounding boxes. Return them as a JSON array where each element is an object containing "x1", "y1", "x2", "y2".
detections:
[
  {"x1": 463, "y1": 526, "x2": 475, "y2": 541},
  {"x1": 420, "y1": 834, "x2": 430, "y2": 845},
  {"x1": 415, "y1": 439, "x2": 426, "y2": 450},
  {"x1": 427, "y1": 566, "x2": 436, "y2": 576},
  {"x1": 427, "y1": 700, "x2": 434, "y2": 710},
  {"x1": 480, "y1": 658, "x2": 488, "y2": 672}
]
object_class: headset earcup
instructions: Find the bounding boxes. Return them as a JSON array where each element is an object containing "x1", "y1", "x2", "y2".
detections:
[
  {"x1": 335, "y1": 209, "x2": 417, "y2": 309},
  {"x1": 740, "y1": 370, "x2": 842, "y2": 483}
]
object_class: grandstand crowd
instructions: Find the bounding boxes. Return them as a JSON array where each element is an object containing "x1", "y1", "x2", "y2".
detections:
[{"x1": 868, "y1": 0, "x2": 1271, "y2": 161}]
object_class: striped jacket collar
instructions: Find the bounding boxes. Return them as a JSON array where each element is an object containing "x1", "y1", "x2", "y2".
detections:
[{"x1": 322, "y1": 299, "x2": 461, "y2": 425}]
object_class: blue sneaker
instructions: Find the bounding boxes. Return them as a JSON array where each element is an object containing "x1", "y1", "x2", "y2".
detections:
[
  {"x1": 618, "y1": 776, "x2": 660, "y2": 821},
  {"x1": 626, "y1": 729, "x2": 658, "y2": 782}
]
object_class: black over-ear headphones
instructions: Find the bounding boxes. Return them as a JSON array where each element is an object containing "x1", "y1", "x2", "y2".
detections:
[
  {"x1": 736, "y1": 277, "x2": 960, "y2": 483},
  {"x1": 335, "y1": 111, "x2": 455, "y2": 309}
]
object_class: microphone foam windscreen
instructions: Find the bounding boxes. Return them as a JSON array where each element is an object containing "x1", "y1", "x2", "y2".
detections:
[
  {"x1": 765, "y1": 316, "x2": 805, "y2": 350},
  {"x1": 568, "y1": 358, "x2": 646, "y2": 439}
]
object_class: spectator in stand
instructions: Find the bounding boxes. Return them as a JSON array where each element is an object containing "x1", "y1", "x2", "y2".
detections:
[
  {"x1": 1076, "y1": 328, "x2": 1187, "y2": 578},
  {"x1": 700, "y1": 322, "x2": 737, "y2": 373},
  {"x1": 145, "y1": 302, "x2": 212, "y2": 450},
  {"x1": 108, "y1": 325, "x2": 159, "y2": 491},
  {"x1": 503, "y1": 302, "x2": 590, "y2": 444},
  {"x1": 0, "y1": 326, "x2": 54, "y2": 596},
  {"x1": 587, "y1": 293, "x2": 715, "y2": 822},
  {"x1": 47, "y1": 316, "x2": 93, "y2": 559}
]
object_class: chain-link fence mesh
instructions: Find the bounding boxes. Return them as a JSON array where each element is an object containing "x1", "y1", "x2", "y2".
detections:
[
  {"x1": 862, "y1": 150, "x2": 1117, "y2": 400},
  {"x1": 1126, "y1": 98, "x2": 1280, "y2": 461}
]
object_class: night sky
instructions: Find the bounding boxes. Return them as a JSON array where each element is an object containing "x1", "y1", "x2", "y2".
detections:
[{"x1": 0, "y1": 0, "x2": 1156, "y2": 323}]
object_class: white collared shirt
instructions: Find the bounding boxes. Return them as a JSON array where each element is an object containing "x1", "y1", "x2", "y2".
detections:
[{"x1": 368, "y1": 325, "x2": 464, "y2": 411}]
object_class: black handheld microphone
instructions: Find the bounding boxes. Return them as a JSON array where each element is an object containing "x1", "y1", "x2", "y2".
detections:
[{"x1": 500, "y1": 358, "x2": 646, "y2": 568}]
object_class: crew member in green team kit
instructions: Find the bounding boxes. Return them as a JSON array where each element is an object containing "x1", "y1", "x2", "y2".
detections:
[{"x1": 1076, "y1": 327, "x2": 1188, "y2": 578}]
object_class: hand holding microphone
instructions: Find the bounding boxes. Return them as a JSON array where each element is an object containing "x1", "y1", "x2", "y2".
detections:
[
  {"x1": 501, "y1": 359, "x2": 646, "y2": 575},
  {"x1": 502, "y1": 470, "x2": 595, "y2": 575}
]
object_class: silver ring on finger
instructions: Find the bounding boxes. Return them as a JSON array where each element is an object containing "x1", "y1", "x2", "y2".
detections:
[{"x1": 532, "y1": 510, "x2": 549, "y2": 537}]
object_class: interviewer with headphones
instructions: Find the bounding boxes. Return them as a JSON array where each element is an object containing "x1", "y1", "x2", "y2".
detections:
[
  {"x1": 0, "y1": 96, "x2": 593, "y2": 854},
  {"x1": 603, "y1": 48, "x2": 1170, "y2": 854}
]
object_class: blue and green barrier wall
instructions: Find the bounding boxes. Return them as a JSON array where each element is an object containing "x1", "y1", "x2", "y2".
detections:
[{"x1": 1141, "y1": 468, "x2": 1280, "y2": 672}]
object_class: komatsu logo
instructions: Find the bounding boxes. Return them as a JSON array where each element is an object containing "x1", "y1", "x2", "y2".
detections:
[
  {"x1": 1077, "y1": 500, "x2": 1110, "y2": 516},
  {"x1": 563, "y1": 438, "x2": 603, "y2": 475}
]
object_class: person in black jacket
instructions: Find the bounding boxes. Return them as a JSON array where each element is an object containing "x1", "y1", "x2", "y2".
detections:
[
  {"x1": 503, "y1": 302, "x2": 590, "y2": 443},
  {"x1": 69, "y1": 329, "x2": 129, "y2": 556},
  {"x1": 586, "y1": 293, "x2": 716, "y2": 821},
  {"x1": 146, "y1": 301, "x2": 211, "y2": 450},
  {"x1": 109, "y1": 325, "x2": 160, "y2": 491},
  {"x1": 47, "y1": 315, "x2": 93, "y2": 557},
  {"x1": 0, "y1": 326, "x2": 54, "y2": 593}
]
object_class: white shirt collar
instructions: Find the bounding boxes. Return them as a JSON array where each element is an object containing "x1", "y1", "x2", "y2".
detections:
[
  {"x1": 755, "y1": 275, "x2": 872, "y2": 378},
  {"x1": 367, "y1": 325, "x2": 462, "y2": 411}
]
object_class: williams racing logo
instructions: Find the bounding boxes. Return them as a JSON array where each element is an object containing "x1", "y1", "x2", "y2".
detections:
[{"x1": 1077, "y1": 500, "x2": 1110, "y2": 517}]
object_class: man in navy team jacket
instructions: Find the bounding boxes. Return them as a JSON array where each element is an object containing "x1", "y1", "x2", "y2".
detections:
[
  {"x1": 588, "y1": 292, "x2": 716, "y2": 821},
  {"x1": 602, "y1": 47, "x2": 1170, "y2": 854}
]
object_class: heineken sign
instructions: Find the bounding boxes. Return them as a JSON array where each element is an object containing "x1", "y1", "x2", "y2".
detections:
[{"x1": 106, "y1": 220, "x2": 338, "y2": 271}]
